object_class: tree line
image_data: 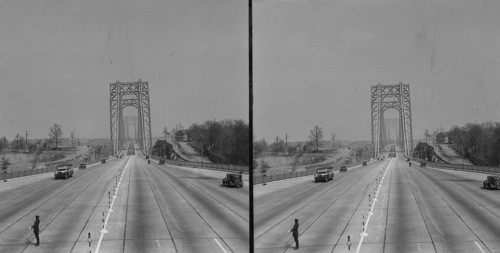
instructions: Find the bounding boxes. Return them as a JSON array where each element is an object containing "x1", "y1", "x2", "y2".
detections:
[
  {"x1": 442, "y1": 121, "x2": 500, "y2": 166},
  {"x1": 254, "y1": 125, "x2": 330, "y2": 156},
  {"x1": 181, "y1": 119, "x2": 249, "y2": 165},
  {"x1": 0, "y1": 123, "x2": 64, "y2": 153}
]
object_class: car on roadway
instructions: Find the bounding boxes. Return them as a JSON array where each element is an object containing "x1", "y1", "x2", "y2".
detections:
[
  {"x1": 483, "y1": 176, "x2": 500, "y2": 190},
  {"x1": 79, "y1": 163, "x2": 86, "y2": 169},
  {"x1": 340, "y1": 165, "x2": 347, "y2": 172},
  {"x1": 314, "y1": 168, "x2": 334, "y2": 182},
  {"x1": 101, "y1": 159, "x2": 106, "y2": 164},
  {"x1": 362, "y1": 161, "x2": 367, "y2": 166},
  {"x1": 159, "y1": 159, "x2": 165, "y2": 165},
  {"x1": 407, "y1": 158, "x2": 411, "y2": 162},
  {"x1": 54, "y1": 165, "x2": 74, "y2": 179},
  {"x1": 420, "y1": 161, "x2": 426, "y2": 167},
  {"x1": 222, "y1": 173, "x2": 243, "y2": 188}
]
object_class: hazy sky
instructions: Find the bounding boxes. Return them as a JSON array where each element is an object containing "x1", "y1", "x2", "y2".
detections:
[
  {"x1": 254, "y1": 0, "x2": 500, "y2": 142},
  {"x1": 0, "y1": 0, "x2": 248, "y2": 140}
]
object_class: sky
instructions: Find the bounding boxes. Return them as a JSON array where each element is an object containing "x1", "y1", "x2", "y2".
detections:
[
  {"x1": 0, "y1": 0, "x2": 248, "y2": 140},
  {"x1": 253, "y1": 0, "x2": 500, "y2": 142}
]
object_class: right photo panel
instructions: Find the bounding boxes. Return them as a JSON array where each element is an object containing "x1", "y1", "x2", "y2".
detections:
[{"x1": 253, "y1": 1, "x2": 500, "y2": 253}]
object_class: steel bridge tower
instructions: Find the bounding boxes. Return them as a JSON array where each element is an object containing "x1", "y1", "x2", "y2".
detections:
[
  {"x1": 110, "y1": 80, "x2": 152, "y2": 156},
  {"x1": 371, "y1": 82, "x2": 413, "y2": 158}
]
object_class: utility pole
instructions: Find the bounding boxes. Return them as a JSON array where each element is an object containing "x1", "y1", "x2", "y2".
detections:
[{"x1": 285, "y1": 133, "x2": 288, "y2": 156}]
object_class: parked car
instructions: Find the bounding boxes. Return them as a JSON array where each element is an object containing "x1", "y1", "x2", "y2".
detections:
[
  {"x1": 483, "y1": 176, "x2": 500, "y2": 189},
  {"x1": 420, "y1": 161, "x2": 426, "y2": 167},
  {"x1": 55, "y1": 165, "x2": 74, "y2": 179},
  {"x1": 79, "y1": 163, "x2": 86, "y2": 169},
  {"x1": 340, "y1": 165, "x2": 347, "y2": 172},
  {"x1": 222, "y1": 173, "x2": 243, "y2": 188},
  {"x1": 362, "y1": 161, "x2": 367, "y2": 166},
  {"x1": 314, "y1": 168, "x2": 334, "y2": 182},
  {"x1": 159, "y1": 159, "x2": 165, "y2": 165},
  {"x1": 101, "y1": 159, "x2": 106, "y2": 164}
]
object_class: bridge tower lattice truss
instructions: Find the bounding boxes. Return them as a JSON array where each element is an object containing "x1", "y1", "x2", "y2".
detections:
[
  {"x1": 371, "y1": 82, "x2": 413, "y2": 158},
  {"x1": 110, "y1": 80, "x2": 152, "y2": 156}
]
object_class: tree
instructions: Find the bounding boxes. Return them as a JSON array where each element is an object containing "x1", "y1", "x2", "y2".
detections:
[
  {"x1": 253, "y1": 139, "x2": 267, "y2": 155},
  {"x1": 0, "y1": 136, "x2": 8, "y2": 152},
  {"x1": 11, "y1": 134, "x2": 26, "y2": 151},
  {"x1": 70, "y1": 130, "x2": 76, "y2": 147},
  {"x1": 271, "y1": 136, "x2": 285, "y2": 155},
  {"x1": 331, "y1": 133, "x2": 336, "y2": 149},
  {"x1": 1, "y1": 157, "x2": 10, "y2": 181},
  {"x1": 309, "y1": 126, "x2": 323, "y2": 152},
  {"x1": 424, "y1": 129, "x2": 431, "y2": 143},
  {"x1": 49, "y1": 123, "x2": 63, "y2": 148},
  {"x1": 463, "y1": 122, "x2": 483, "y2": 161},
  {"x1": 163, "y1": 127, "x2": 168, "y2": 141}
]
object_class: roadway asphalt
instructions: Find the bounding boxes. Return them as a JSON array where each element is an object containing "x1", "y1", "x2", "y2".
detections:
[
  {"x1": 0, "y1": 155, "x2": 249, "y2": 253},
  {"x1": 254, "y1": 155, "x2": 500, "y2": 253}
]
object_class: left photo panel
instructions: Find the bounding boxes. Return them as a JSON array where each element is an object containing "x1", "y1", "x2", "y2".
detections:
[{"x1": 0, "y1": 1, "x2": 250, "y2": 253}]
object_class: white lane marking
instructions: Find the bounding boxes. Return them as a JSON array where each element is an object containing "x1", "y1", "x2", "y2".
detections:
[
  {"x1": 95, "y1": 157, "x2": 131, "y2": 253},
  {"x1": 356, "y1": 158, "x2": 393, "y2": 253},
  {"x1": 474, "y1": 241, "x2": 486, "y2": 253},
  {"x1": 156, "y1": 239, "x2": 162, "y2": 252},
  {"x1": 213, "y1": 238, "x2": 228, "y2": 253}
]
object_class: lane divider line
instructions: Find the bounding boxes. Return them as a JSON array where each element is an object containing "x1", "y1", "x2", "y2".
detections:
[
  {"x1": 95, "y1": 157, "x2": 131, "y2": 253},
  {"x1": 474, "y1": 241, "x2": 486, "y2": 253},
  {"x1": 213, "y1": 238, "x2": 228, "y2": 253},
  {"x1": 356, "y1": 158, "x2": 394, "y2": 253}
]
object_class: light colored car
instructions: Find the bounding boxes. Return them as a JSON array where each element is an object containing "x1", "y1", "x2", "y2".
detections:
[{"x1": 55, "y1": 165, "x2": 74, "y2": 179}]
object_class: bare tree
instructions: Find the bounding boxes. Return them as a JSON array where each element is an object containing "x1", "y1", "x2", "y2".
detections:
[
  {"x1": 309, "y1": 126, "x2": 323, "y2": 152},
  {"x1": 49, "y1": 123, "x2": 63, "y2": 148},
  {"x1": 163, "y1": 127, "x2": 168, "y2": 141},
  {"x1": 331, "y1": 133, "x2": 336, "y2": 149},
  {"x1": 424, "y1": 129, "x2": 431, "y2": 143},
  {"x1": 0, "y1": 136, "x2": 8, "y2": 152},
  {"x1": 2, "y1": 157, "x2": 10, "y2": 181},
  {"x1": 70, "y1": 130, "x2": 76, "y2": 147}
]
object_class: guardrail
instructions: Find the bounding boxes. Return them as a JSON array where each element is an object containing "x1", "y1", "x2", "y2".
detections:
[
  {"x1": 1, "y1": 167, "x2": 59, "y2": 180},
  {"x1": 150, "y1": 155, "x2": 249, "y2": 173},
  {"x1": 413, "y1": 158, "x2": 500, "y2": 174},
  {"x1": 253, "y1": 160, "x2": 368, "y2": 184},
  {"x1": 1, "y1": 157, "x2": 115, "y2": 181}
]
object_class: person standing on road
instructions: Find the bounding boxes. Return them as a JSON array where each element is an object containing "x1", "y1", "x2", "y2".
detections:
[
  {"x1": 87, "y1": 232, "x2": 92, "y2": 252},
  {"x1": 289, "y1": 219, "x2": 299, "y2": 250},
  {"x1": 30, "y1": 215, "x2": 40, "y2": 246}
]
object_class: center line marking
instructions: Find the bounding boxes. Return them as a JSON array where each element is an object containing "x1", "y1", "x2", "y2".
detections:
[
  {"x1": 356, "y1": 158, "x2": 393, "y2": 253},
  {"x1": 474, "y1": 241, "x2": 486, "y2": 253},
  {"x1": 95, "y1": 157, "x2": 131, "y2": 253},
  {"x1": 213, "y1": 238, "x2": 228, "y2": 253}
]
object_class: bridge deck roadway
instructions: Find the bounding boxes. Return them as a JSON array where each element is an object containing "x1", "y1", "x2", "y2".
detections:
[
  {"x1": 254, "y1": 157, "x2": 500, "y2": 253},
  {"x1": 0, "y1": 155, "x2": 249, "y2": 253}
]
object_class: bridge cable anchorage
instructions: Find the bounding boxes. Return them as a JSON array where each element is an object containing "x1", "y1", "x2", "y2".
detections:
[
  {"x1": 356, "y1": 158, "x2": 393, "y2": 253},
  {"x1": 95, "y1": 157, "x2": 131, "y2": 253}
]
